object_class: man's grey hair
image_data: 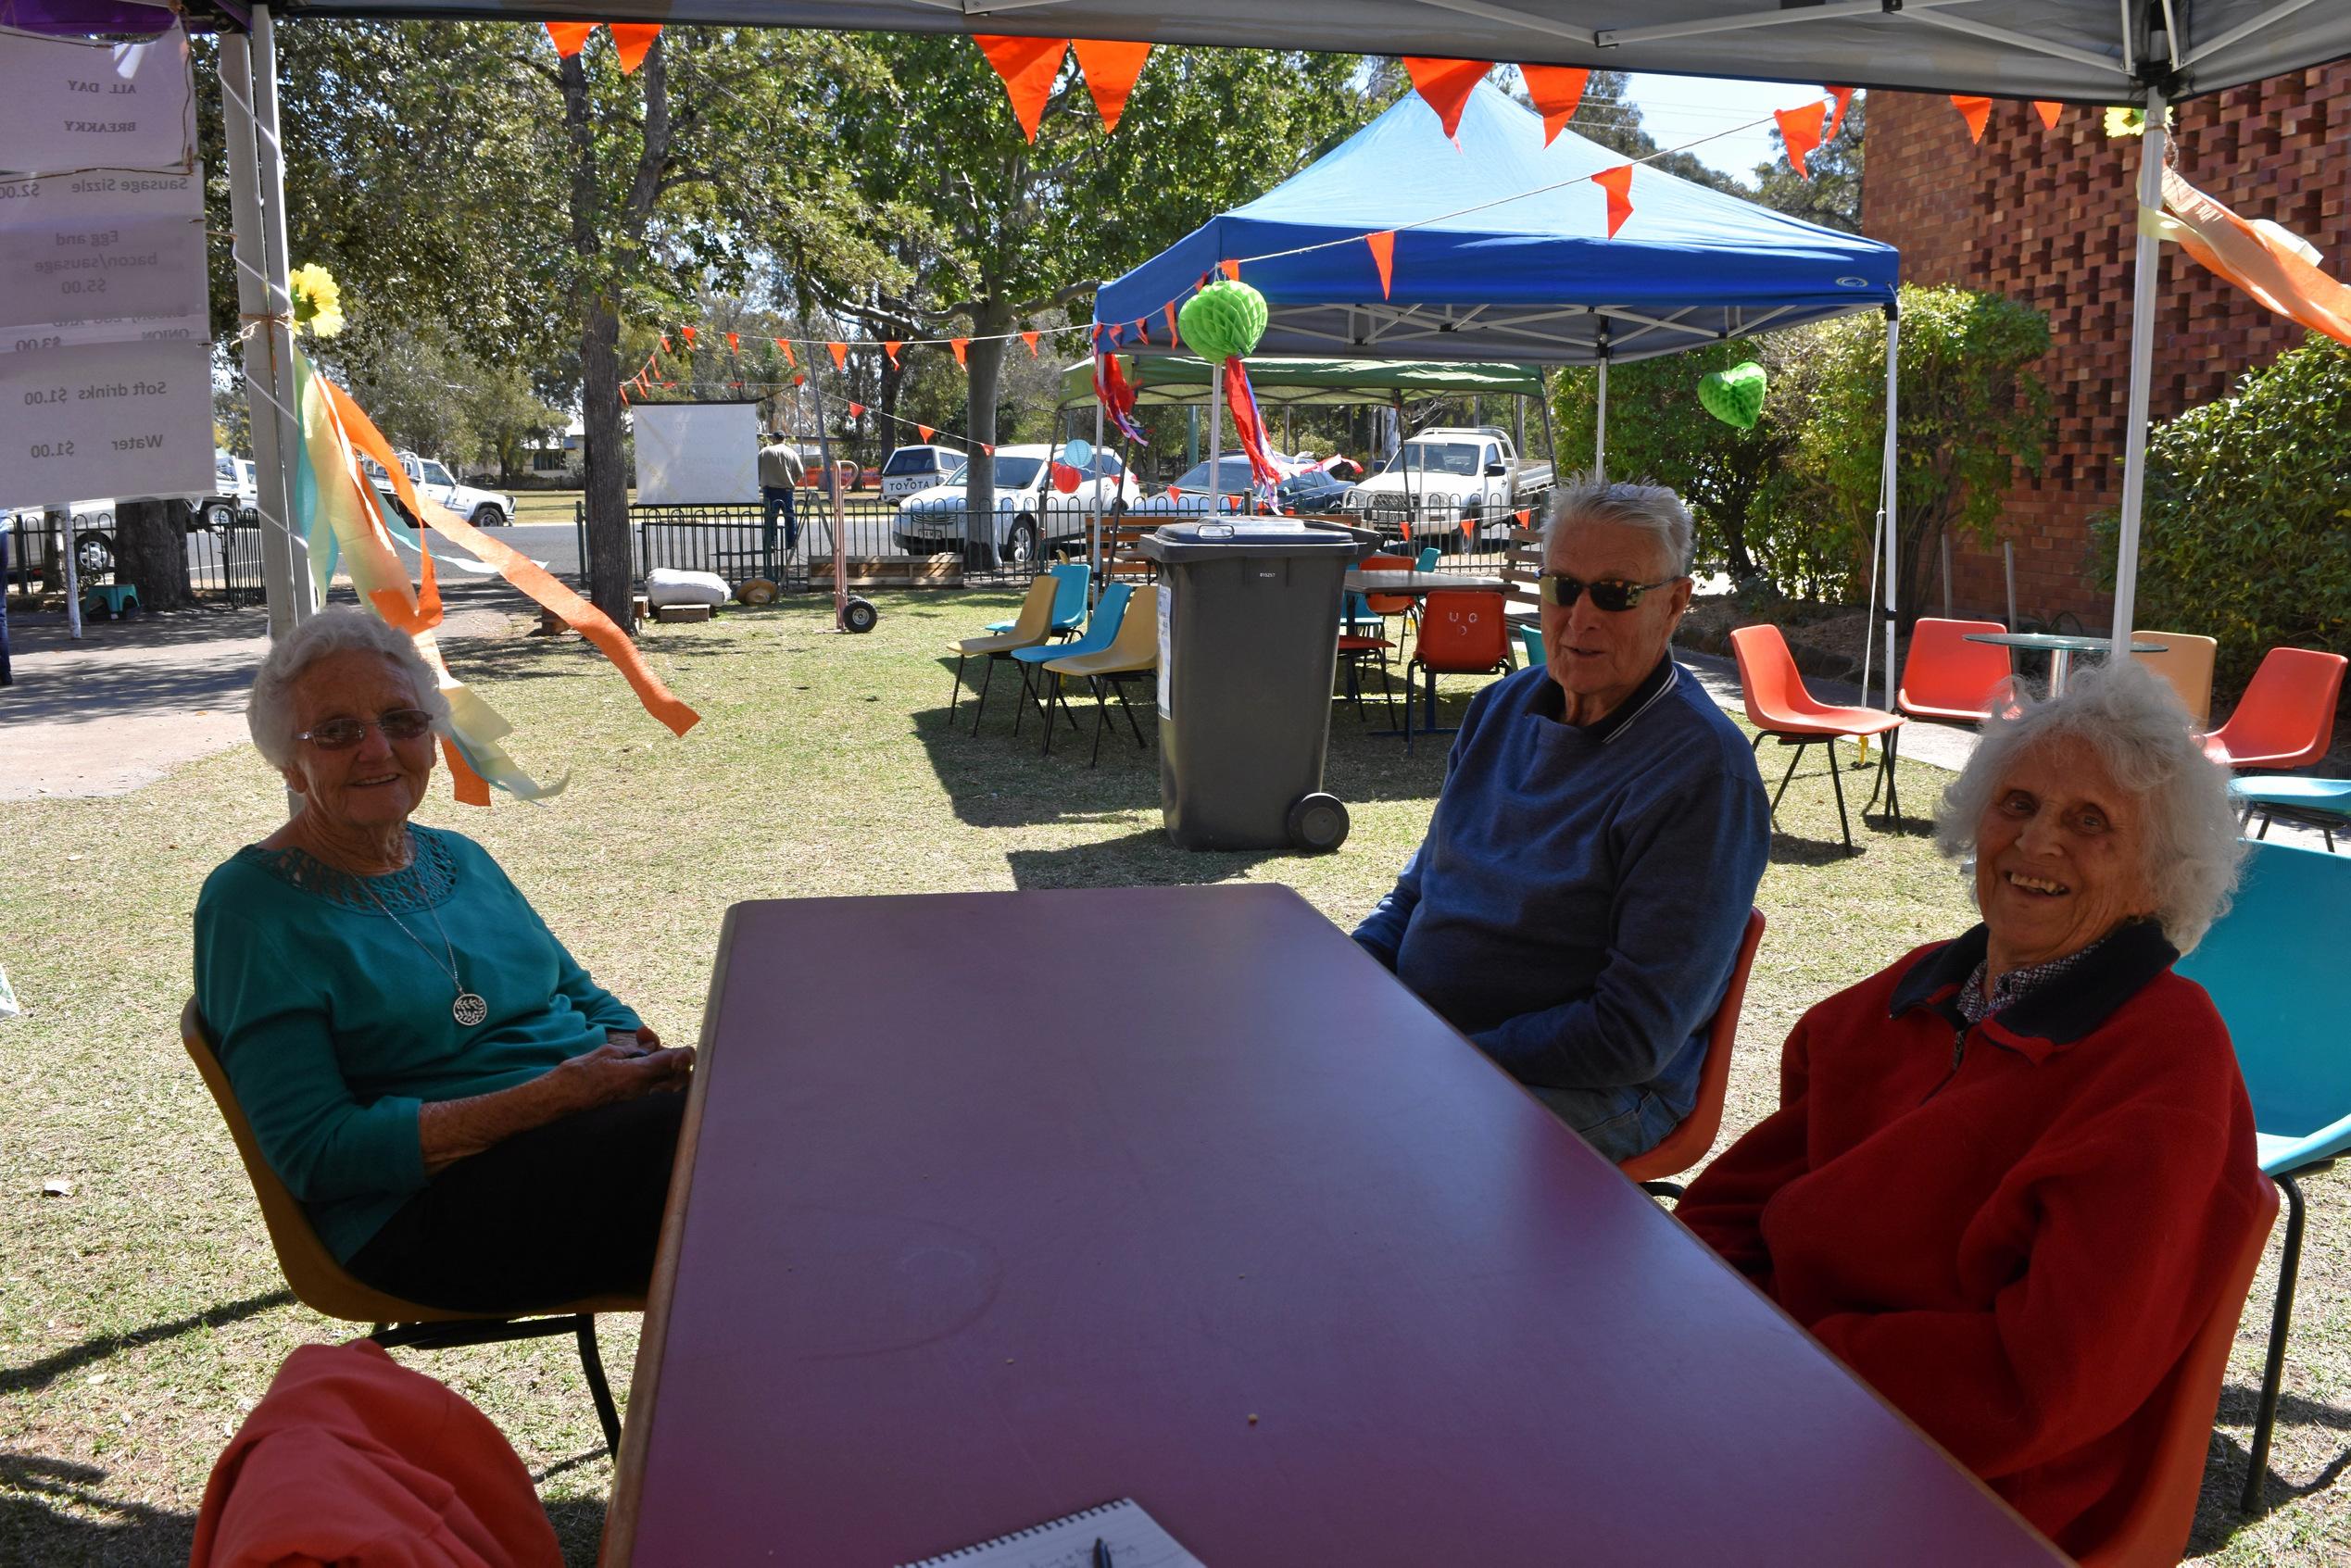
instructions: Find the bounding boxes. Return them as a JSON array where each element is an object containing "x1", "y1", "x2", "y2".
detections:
[
  {"x1": 1936, "y1": 659, "x2": 2244, "y2": 953},
  {"x1": 247, "y1": 607, "x2": 449, "y2": 770},
  {"x1": 1541, "y1": 474, "x2": 1696, "y2": 577}
]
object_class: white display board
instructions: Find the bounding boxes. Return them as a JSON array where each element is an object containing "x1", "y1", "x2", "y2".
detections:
[
  {"x1": 0, "y1": 337, "x2": 213, "y2": 509},
  {"x1": 635, "y1": 401, "x2": 761, "y2": 506},
  {"x1": 0, "y1": 27, "x2": 195, "y2": 179},
  {"x1": 0, "y1": 165, "x2": 207, "y2": 347}
]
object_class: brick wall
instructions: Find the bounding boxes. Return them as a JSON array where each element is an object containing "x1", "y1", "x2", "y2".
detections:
[{"x1": 1860, "y1": 69, "x2": 2351, "y2": 629}]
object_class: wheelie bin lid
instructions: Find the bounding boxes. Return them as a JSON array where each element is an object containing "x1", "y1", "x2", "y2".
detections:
[{"x1": 1138, "y1": 519, "x2": 1367, "y2": 563}]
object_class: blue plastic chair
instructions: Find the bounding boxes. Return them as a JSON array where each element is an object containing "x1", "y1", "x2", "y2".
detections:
[
  {"x1": 1012, "y1": 583, "x2": 1131, "y2": 751},
  {"x1": 1342, "y1": 590, "x2": 1385, "y2": 639},
  {"x1": 2175, "y1": 838, "x2": 2351, "y2": 1509},
  {"x1": 2231, "y1": 776, "x2": 2351, "y2": 854},
  {"x1": 1414, "y1": 546, "x2": 1440, "y2": 573},
  {"x1": 987, "y1": 562, "x2": 1088, "y2": 637}
]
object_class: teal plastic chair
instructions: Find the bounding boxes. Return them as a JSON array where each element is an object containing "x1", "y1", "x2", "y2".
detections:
[
  {"x1": 2231, "y1": 776, "x2": 2351, "y2": 854},
  {"x1": 1013, "y1": 583, "x2": 1131, "y2": 753},
  {"x1": 987, "y1": 562, "x2": 1088, "y2": 636},
  {"x1": 1342, "y1": 590, "x2": 1385, "y2": 639},
  {"x1": 1513, "y1": 621, "x2": 1543, "y2": 670},
  {"x1": 2174, "y1": 839, "x2": 2351, "y2": 1509}
]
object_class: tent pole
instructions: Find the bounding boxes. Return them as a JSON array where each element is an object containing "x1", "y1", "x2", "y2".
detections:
[
  {"x1": 1207, "y1": 366, "x2": 1224, "y2": 519},
  {"x1": 1593, "y1": 354, "x2": 1609, "y2": 483},
  {"x1": 1090, "y1": 399, "x2": 1104, "y2": 603},
  {"x1": 1880, "y1": 302, "x2": 1901, "y2": 712},
  {"x1": 2110, "y1": 85, "x2": 2168, "y2": 652},
  {"x1": 1534, "y1": 369, "x2": 1557, "y2": 480}
]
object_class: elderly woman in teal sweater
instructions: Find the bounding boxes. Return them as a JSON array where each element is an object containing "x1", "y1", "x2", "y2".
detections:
[{"x1": 195, "y1": 608, "x2": 692, "y2": 1312}]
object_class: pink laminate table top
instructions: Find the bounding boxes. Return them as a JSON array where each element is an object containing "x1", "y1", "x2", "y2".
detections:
[{"x1": 609, "y1": 884, "x2": 2063, "y2": 1568}]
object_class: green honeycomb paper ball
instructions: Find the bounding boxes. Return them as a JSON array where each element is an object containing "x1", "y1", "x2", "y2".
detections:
[
  {"x1": 1697, "y1": 361, "x2": 1767, "y2": 430},
  {"x1": 1177, "y1": 280, "x2": 1269, "y2": 361}
]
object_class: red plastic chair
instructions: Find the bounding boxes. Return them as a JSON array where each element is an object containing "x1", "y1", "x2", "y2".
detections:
[
  {"x1": 1729, "y1": 623, "x2": 1907, "y2": 855},
  {"x1": 1898, "y1": 617, "x2": 2014, "y2": 721},
  {"x1": 2202, "y1": 646, "x2": 2347, "y2": 771},
  {"x1": 1619, "y1": 908, "x2": 1766, "y2": 1198},
  {"x1": 1404, "y1": 591, "x2": 1513, "y2": 753},
  {"x1": 2072, "y1": 1178, "x2": 2279, "y2": 1568}
]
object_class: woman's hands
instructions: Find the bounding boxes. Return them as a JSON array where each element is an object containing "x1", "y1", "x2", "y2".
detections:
[
  {"x1": 419, "y1": 1021, "x2": 691, "y2": 1175},
  {"x1": 558, "y1": 1027, "x2": 695, "y2": 1112}
]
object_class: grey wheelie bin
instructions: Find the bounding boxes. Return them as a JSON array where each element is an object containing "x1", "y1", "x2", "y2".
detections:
[{"x1": 1137, "y1": 519, "x2": 1361, "y2": 852}]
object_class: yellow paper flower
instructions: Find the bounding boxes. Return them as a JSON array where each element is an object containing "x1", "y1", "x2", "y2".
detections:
[{"x1": 290, "y1": 262, "x2": 345, "y2": 338}]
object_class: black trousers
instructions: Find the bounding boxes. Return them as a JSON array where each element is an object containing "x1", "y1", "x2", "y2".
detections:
[{"x1": 346, "y1": 1090, "x2": 686, "y2": 1315}]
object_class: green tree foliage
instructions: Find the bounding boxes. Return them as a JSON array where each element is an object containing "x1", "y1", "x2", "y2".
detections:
[
  {"x1": 1749, "y1": 93, "x2": 1866, "y2": 233},
  {"x1": 2092, "y1": 332, "x2": 2351, "y2": 685}
]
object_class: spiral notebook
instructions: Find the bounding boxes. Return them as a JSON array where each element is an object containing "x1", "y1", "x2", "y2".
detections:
[{"x1": 895, "y1": 1498, "x2": 1204, "y2": 1568}]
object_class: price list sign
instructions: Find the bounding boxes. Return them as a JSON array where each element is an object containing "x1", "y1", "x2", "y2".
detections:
[
  {"x1": 1, "y1": 339, "x2": 213, "y2": 506},
  {"x1": 0, "y1": 26, "x2": 195, "y2": 180}
]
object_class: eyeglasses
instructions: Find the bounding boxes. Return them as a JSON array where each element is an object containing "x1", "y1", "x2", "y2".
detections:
[
  {"x1": 295, "y1": 709, "x2": 436, "y2": 749},
  {"x1": 1538, "y1": 572, "x2": 1685, "y2": 613}
]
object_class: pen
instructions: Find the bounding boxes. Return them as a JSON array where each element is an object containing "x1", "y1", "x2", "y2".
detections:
[{"x1": 1092, "y1": 1538, "x2": 1113, "y2": 1568}]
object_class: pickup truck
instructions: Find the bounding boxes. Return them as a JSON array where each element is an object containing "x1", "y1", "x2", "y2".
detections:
[
  {"x1": 358, "y1": 451, "x2": 514, "y2": 527},
  {"x1": 1339, "y1": 426, "x2": 1553, "y2": 551}
]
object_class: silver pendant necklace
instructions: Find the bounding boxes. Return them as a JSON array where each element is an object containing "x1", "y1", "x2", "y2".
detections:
[{"x1": 358, "y1": 874, "x2": 486, "y2": 1028}]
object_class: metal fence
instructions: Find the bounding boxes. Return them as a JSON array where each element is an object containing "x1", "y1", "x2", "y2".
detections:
[{"x1": 2, "y1": 510, "x2": 266, "y2": 607}]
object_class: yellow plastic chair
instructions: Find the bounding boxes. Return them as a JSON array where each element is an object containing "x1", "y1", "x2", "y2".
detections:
[
  {"x1": 2132, "y1": 631, "x2": 2218, "y2": 728},
  {"x1": 181, "y1": 1001, "x2": 639, "y2": 1452},
  {"x1": 1046, "y1": 586, "x2": 1160, "y2": 765},
  {"x1": 948, "y1": 575, "x2": 1058, "y2": 734}
]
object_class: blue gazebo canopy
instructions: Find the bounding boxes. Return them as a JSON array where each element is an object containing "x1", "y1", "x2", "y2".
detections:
[{"x1": 1093, "y1": 81, "x2": 1898, "y2": 366}]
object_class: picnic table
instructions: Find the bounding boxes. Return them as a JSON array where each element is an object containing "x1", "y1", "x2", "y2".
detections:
[
  {"x1": 603, "y1": 885, "x2": 2067, "y2": 1568},
  {"x1": 1345, "y1": 568, "x2": 1505, "y2": 596}
]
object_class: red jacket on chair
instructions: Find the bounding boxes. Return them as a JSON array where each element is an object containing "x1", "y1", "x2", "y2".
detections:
[
  {"x1": 190, "y1": 1340, "x2": 561, "y2": 1568},
  {"x1": 1676, "y1": 922, "x2": 2265, "y2": 1557}
]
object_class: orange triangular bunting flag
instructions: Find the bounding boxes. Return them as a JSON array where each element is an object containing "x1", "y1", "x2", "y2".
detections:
[
  {"x1": 725, "y1": 332, "x2": 739, "y2": 353},
  {"x1": 1825, "y1": 85, "x2": 1854, "y2": 142},
  {"x1": 680, "y1": 325, "x2": 697, "y2": 346},
  {"x1": 608, "y1": 23, "x2": 660, "y2": 74},
  {"x1": 1402, "y1": 56, "x2": 1489, "y2": 140},
  {"x1": 1520, "y1": 64, "x2": 1589, "y2": 145},
  {"x1": 1775, "y1": 101, "x2": 1826, "y2": 181},
  {"x1": 2033, "y1": 100, "x2": 2064, "y2": 131},
  {"x1": 981, "y1": 443, "x2": 995, "y2": 456},
  {"x1": 827, "y1": 341, "x2": 848, "y2": 370},
  {"x1": 1218, "y1": 259, "x2": 1240, "y2": 282},
  {"x1": 951, "y1": 337, "x2": 969, "y2": 366},
  {"x1": 793, "y1": 372, "x2": 806, "y2": 386},
  {"x1": 1164, "y1": 300, "x2": 1180, "y2": 345},
  {"x1": 773, "y1": 338, "x2": 795, "y2": 366},
  {"x1": 973, "y1": 34, "x2": 1067, "y2": 143},
  {"x1": 545, "y1": 21, "x2": 597, "y2": 58},
  {"x1": 1107, "y1": 323, "x2": 1123, "y2": 345},
  {"x1": 848, "y1": 401, "x2": 864, "y2": 419},
  {"x1": 884, "y1": 339, "x2": 902, "y2": 368},
  {"x1": 1591, "y1": 166, "x2": 1634, "y2": 238},
  {"x1": 1951, "y1": 95, "x2": 1992, "y2": 143},
  {"x1": 917, "y1": 424, "x2": 934, "y2": 443},
  {"x1": 1366, "y1": 231, "x2": 1396, "y2": 300},
  {"x1": 1515, "y1": 508, "x2": 1531, "y2": 527},
  {"x1": 1072, "y1": 40, "x2": 1151, "y2": 133},
  {"x1": 1021, "y1": 330, "x2": 1041, "y2": 358}
]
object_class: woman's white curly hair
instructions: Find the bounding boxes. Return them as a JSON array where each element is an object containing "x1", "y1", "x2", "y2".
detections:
[{"x1": 246, "y1": 607, "x2": 448, "y2": 770}]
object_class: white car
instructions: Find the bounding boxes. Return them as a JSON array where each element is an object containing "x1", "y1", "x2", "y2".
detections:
[
  {"x1": 879, "y1": 444, "x2": 963, "y2": 503},
  {"x1": 892, "y1": 444, "x2": 1138, "y2": 563}
]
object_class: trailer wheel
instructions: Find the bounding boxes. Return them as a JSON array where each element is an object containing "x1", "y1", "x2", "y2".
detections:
[{"x1": 842, "y1": 596, "x2": 879, "y2": 633}]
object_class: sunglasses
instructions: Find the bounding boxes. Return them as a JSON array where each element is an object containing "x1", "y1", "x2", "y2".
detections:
[
  {"x1": 295, "y1": 709, "x2": 436, "y2": 749},
  {"x1": 1538, "y1": 572, "x2": 1684, "y2": 613}
]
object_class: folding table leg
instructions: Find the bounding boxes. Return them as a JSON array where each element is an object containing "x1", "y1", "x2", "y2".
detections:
[{"x1": 2243, "y1": 1173, "x2": 2307, "y2": 1514}]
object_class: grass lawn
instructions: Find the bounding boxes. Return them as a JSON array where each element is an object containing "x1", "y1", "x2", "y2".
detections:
[{"x1": 2, "y1": 589, "x2": 2343, "y2": 1564}]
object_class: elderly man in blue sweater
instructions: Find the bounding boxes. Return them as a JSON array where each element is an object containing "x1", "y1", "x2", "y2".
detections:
[{"x1": 1354, "y1": 479, "x2": 1770, "y2": 1161}]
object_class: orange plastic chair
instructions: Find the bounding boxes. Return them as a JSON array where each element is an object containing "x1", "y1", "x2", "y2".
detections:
[
  {"x1": 1619, "y1": 908, "x2": 1765, "y2": 1198},
  {"x1": 1729, "y1": 623, "x2": 1907, "y2": 855},
  {"x1": 2072, "y1": 1178, "x2": 2279, "y2": 1568},
  {"x1": 1897, "y1": 617, "x2": 2014, "y2": 721},
  {"x1": 1403, "y1": 590, "x2": 1513, "y2": 753},
  {"x1": 2132, "y1": 631, "x2": 2218, "y2": 729},
  {"x1": 2202, "y1": 646, "x2": 2347, "y2": 771}
]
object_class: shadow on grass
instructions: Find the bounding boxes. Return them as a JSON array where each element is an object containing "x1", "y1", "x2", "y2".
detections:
[
  {"x1": 0, "y1": 1451, "x2": 195, "y2": 1564},
  {"x1": 1007, "y1": 828, "x2": 1283, "y2": 891},
  {"x1": 2188, "y1": 1388, "x2": 2351, "y2": 1554},
  {"x1": 0, "y1": 1290, "x2": 294, "y2": 1398},
  {"x1": 547, "y1": 1494, "x2": 610, "y2": 1568}
]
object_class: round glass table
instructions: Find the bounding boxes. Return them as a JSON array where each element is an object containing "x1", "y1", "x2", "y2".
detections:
[{"x1": 1963, "y1": 631, "x2": 2162, "y2": 697}]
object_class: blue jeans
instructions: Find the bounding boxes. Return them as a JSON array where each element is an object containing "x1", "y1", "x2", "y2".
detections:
[
  {"x1": 761, "y1": 485, "x2": 799, "y2": 553},
  {"x1": 1528, "y1": 1083, "x2": 1686, "y2": 1163}
]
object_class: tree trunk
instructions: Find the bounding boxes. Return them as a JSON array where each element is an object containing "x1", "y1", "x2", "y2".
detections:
[
  {"x1": 117, "y1": 498, "x2": 192, "y2": 610},
  {"x1": 559, "y1": 52, "x2": 634, "y2": 629},
  {"x1": 962, "y1": 325, "x2": 1006, "y2": 571}
]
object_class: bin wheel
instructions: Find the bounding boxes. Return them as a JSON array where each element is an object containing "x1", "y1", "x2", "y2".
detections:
[
  {"x1": 841, "y1": 596, "x2": 879, "y2": 633},
  {"x1": 1286, "y1": 792, "x2": 1350, "y2": 853}
]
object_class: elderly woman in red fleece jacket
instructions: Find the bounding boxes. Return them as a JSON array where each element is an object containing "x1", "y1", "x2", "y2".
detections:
[{"x1": 1677, "y1": 660, "x2": 2266, "y2": 1557}]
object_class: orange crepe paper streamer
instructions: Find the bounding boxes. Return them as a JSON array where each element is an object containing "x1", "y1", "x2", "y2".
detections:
[
  {"x1": 1163, "y1": 300, "x2": 1180, "y2": 345},
  {"x1": 725, "y1": 331, "x2": 739, "y2": 353},
  {"x1": 1366, "y1": 230, "x2": 1396, "y2": 299},
  {"x1": 1591, "y1": 165, "x2": 1634, "y2": 238},
  {"x1": 545, "y1": 21, "x2": 596, "y2": 57},
  {"x1": 2157, "y1": 169, "x2": 2351, "y2": 348},
  {"x1": 1218, "y1": 259, "x2": 1240, "y2": 282},
  {"x1": 974, "y1": 34, "x2": 1068, "y2": 143},
  {"x1": 2033, "y1": 100, "x2": 2064, "y2": 130},
  {"x1": 314, "y1": 378, "x2": 443, "y2": 635},
  {"x1": 1776, "y1": 101, "x2": 1826, "y2": 180},
  {"x1": 1951, "y1": 95, "x2": 1993, "y2": 143},
  {"x1": 917, "y1": 424, "x2": 934, "y2": 442},
  {"x1": 1021, "y1": 330, "x2": 1041, "y2": 358},
  {"x1": 1402, "y1": 56, "x2": 1490, "y2": 140},
  {"x1": 826, "y1": 341, "x2": 848, "y2": 370},
  {"x1": 608, "y1": 24, "x2": 660, "y2": 74},
  {"x1": 1520, "y1": 63, "x2": 1589, "y2": 145},
  {"x1": 443, "y1": 737, "x2": 491, "y2": 808},
  {"x1": 1072, "y1": 39, "x2": 1151, "y2": 133},
  {"x1": 680, "y1": 325, "x2": 697, "y2": 346},
  {"x1": 848, "y1": 401, "x2": 865, "y2": 419},
  {"x1": 1825, "y1": 86, "x2": 1854, "y2": 141}
]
